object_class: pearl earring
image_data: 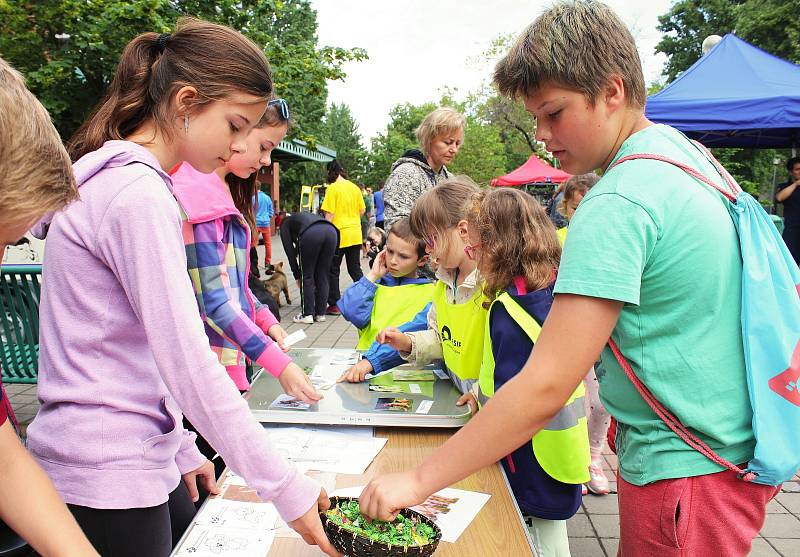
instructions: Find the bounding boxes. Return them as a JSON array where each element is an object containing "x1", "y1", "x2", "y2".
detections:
[{"x1": 183, "y1": 113, "x2": 189, "y2": 133}]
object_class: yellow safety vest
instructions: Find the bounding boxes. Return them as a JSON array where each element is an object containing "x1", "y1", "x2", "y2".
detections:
[
  {"x1": 357, "y1": 282, "x2": 435, "y2": 350},
  {"x1": 432, "y1": 280, "x2": 488, "y2": 381},
  {"x1": 556, "y1": 226, "x2": 568, "y2": 246},
  {"x1": 478, "y1": 292, "x2": 590, "y2": 485}
]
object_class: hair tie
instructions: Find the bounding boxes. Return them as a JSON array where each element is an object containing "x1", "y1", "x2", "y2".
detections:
[{"x1": 156, "y1": 33, "x2": 171, "y2": 52}]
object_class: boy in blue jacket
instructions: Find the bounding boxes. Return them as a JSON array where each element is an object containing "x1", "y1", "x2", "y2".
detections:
[{"x1": 337, "y1": 218, "x2": 434, "y2": 381}]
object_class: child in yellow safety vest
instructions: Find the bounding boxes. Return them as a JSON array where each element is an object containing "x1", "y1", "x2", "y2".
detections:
[
  {"x1": 468, "y1": 187, "x2": 589, "y2": 556},
  {"x1": 375, "y1": 176, "x2": 487, "y2": 412},
  {"x1": 337, "y1": 218, "x2": 434, "y2": 382}
]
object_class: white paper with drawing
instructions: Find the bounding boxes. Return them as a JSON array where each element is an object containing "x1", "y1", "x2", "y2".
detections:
[
  {"x1": 174, "y1": 524, "x2": 274, "y2": 556},
  {"x1": 331, "y1": 486, "x2": 490, "y2": 543},
  {"x1": 194, "y1": 499, "x2": 278, "y2": 531},
  {"x1": 262, "y1": 424, "x2": 386, "y2": 474}
]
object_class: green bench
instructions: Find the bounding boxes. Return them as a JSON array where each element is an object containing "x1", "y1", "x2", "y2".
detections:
[{"x1": 0, "y1": 265, "x2": 41, "y2": 384}]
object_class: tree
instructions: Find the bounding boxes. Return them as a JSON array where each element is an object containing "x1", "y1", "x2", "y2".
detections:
[
  {"x1": 654, "y1": 0, "x2": 800, "y2": 200},
  {"x1": 655, "y1": 0, "x2": 740, "y2": 83},
  {"x1": 319, "y1": 103, "x2": 368, "y2": 183},
  {"x1": 0, "y1": 0, "x2": 367, "y2": 144}
]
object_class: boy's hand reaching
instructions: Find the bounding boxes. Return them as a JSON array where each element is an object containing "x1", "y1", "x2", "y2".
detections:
[
  {"x1": 366, "y1": 249, "x2": 388, "y2": 283},
  {"x1": 377, "y1": 327, "x2": 412, "y2": 354},
  {"x1": 279, "y1": 362, "x2": 323, "y2": 404},
  {"x1": 338, "y1": 358, "x2": 374, "y2": 383}
]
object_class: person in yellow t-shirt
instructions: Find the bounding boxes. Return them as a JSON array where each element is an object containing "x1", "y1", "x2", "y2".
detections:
[{"x1": 322, "y1": 160, "x2": 366, "y2": 314}]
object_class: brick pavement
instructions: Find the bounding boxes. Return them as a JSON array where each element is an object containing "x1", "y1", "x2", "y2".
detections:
[{"x1": 7, "y1": 237, "x2": 799, "y2": 556}]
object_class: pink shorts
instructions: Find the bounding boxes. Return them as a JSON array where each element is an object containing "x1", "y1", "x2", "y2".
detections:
[{"x1": 617, "y1": 468, "x2": 780, "y2": 556}]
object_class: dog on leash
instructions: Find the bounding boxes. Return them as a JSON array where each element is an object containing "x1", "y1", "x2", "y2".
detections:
[{"x1": 264, "y1": 261, "x2": 291, "y2": 307}]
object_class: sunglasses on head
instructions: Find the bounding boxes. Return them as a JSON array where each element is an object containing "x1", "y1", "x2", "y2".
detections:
[{"x1": 268, "y1": 98, "x2": 290, "y2": 121}]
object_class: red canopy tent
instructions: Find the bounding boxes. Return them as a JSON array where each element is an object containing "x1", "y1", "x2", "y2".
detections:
[{"x1": 491, "y1": 154, "x2": 571, "y2": 187}]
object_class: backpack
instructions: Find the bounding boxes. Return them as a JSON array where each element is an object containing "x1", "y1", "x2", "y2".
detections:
[{"x1": 606, "y1": 141, "x2": 800, "y2": 487}]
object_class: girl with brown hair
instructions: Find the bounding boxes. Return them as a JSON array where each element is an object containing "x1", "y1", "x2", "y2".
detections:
[
  {"x1": 462, "y1": 187, "x2": 587, "y2": 556},
  {"x1": 27, "y1": 19, "x2": 339, "y2": 557}
]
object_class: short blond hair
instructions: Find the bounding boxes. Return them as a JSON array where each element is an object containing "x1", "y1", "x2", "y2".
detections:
[
  {"x1": 0, "y1": 57, "x2": 77, "y2": 224},
  {"x1": 415, "y1": 107, "x2": 466, "y2": 157},
  {"x1": 494, "y1": 0, "x2": 645, "y2": 108}
]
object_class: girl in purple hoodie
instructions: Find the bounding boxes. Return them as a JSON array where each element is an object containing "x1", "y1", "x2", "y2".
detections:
[{"x1": 26, "y1": 19, "x2": 339, "y2": 557}]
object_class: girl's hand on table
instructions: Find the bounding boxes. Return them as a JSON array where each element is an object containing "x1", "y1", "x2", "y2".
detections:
[
  {"x1": 288, "y1": 488, "x2": 343, "y2": 557},
  {"x1": 456, "y1": 392, "x2": 478, "y2": 414},
  {"x1": 279, "y1": 362, "x2": 323, "y2": 404},
  {"x1": 267, "y1": 324, "x2": 290, "y2": 352},
  {"x1": 359, "y1": 470, "x2": 429, "y2": 522},
  {"x1": 338, "y1": 359, "x2": 373, "y2": 383},
  {"x1": 182, "y1": 459, "x2": 220, "y2": 503}
]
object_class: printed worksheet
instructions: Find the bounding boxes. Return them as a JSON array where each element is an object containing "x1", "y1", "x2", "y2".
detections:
[
  {"x1": 194, "y1": 499, "x2": 278, "y2": 531},
  {"x1": 262, "y1": 424, "x2": 386, "y2": 474},
  {"x1": 174, "y1": 524, "x2": 274, "y2": 556}
]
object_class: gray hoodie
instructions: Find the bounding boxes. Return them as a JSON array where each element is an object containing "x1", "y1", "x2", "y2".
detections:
[{"x1": 382, "y1": 149, "x2": 449, "y2": 230}]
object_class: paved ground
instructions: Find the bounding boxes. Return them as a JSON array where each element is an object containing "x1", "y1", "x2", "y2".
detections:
[{"x1": 7, "y1": 237, "x2": 800, "y2": 556}]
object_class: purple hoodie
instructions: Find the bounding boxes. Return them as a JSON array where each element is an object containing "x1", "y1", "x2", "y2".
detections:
[{"x1": 27, "y1": 140, "x2": 318, "y2": 519}]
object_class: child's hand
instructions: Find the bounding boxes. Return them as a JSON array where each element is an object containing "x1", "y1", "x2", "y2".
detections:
[
  {"x1": 278, "y1": 362, "x2": 323, "y2": 403},
  {"x1": 181, "y1": 459, "x2": 220, "y2": 503},
  {"x1": 359, "y1": 470, "x2": 429, "y2": 522},
  {"x1": 288, "y1": 488, "x2": 342, "y2": 557},
  {"x1": 338, "y1": 359, "x2": 374, "y2": 383},
  {"x1": 366, "y1": 249, "x2": 388, "y2": 282},
  {"x1": 456, "y1": 392, "x2": 478, "y2": 414},
  {"x1": 377, "y1": 327, "x2": 412, "y2": 353},
  {"x1": 268, "y1": 324, "x2": 290, "y2": 352}
]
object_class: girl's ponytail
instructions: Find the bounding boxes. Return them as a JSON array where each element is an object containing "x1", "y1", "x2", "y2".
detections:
[{"x1": 68, "y1": 18, "x2": 272, "y2": 161}]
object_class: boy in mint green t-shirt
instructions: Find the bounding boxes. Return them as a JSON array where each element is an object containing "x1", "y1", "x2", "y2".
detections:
[{"x1": 356, "y1": 3, "x2": 780, "y2": 556}]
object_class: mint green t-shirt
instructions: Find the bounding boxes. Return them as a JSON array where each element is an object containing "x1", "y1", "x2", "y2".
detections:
[{"x1": 554, "y1": 124, "x2": 755, "y2": 486}]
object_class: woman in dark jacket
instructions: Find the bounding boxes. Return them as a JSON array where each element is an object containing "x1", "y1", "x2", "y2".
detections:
[{"x1": 382, "y1": 107, "x2": 465, "y2": 230}]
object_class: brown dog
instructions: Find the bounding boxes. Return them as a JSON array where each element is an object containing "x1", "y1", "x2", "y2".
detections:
[{"x1": 264, "y1": 261, "x2": 291, "y2": 307}]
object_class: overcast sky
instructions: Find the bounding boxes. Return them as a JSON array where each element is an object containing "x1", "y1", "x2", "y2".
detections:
[{"x1": 310, "y1": 0, "x2": 674, "y2": 143}]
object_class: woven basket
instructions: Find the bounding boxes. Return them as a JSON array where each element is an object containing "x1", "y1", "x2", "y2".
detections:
[{"x1": 321, "y1": 496, "x2": 442, "y2": 557}]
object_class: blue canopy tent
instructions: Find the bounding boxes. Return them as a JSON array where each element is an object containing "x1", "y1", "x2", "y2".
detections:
[{"x1": 646, "y1": 34, "x2": 800, "y2": 148}]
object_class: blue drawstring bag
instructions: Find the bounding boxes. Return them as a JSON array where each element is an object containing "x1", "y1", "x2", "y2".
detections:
[{"x1": 607, "y1": 142, "x2": 800, "y2": 487}]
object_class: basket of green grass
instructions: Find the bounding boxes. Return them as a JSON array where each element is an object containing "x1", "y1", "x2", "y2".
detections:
[{"x1": 321, "y1": 496, "x2": 442, "y2": 556}]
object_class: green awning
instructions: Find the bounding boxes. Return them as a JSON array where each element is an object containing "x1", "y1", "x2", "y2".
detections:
[{"x1": 273, "y1": 139, "x2": 336, "y2": 163}]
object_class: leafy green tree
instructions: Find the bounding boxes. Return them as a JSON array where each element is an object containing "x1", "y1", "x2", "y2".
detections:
[
  {"x1": 319, "y1": 102, "x2": 368, "y2": 183},
  {"x1": 654, "y1": 0, "x2": 799, "y2": 200},
  {"x1": 0, "y1": 0, "x2": 367, "y2": 144}
]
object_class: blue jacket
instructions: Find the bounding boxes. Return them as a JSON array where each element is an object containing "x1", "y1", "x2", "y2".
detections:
[
  {"x1": 253, "y1": 191, "x2": 274, "y2": 228},
  {"x1": 374, "y1": 190, "x2": 385, "y2": 221},
  {"x1": 490, "y1": 280, "x2": 582, "y2": 520},
  {"x1": 339, "y1": 274, "x2": 432, "y2": 374}
]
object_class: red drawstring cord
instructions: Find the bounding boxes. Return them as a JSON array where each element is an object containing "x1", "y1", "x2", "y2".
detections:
[{"x1": 608, "y1": 339, "x2": 755, "y2": 481}]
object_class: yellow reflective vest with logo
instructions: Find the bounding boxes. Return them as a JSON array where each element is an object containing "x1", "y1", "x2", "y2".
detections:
[
  {"x1": 432, "y1": 280, "x2": 487, "y2": 381},
  {"x1": 478, "y1": 292, "x2": 590, "y2": 484},
  {"x1": 357, "y1": 282, "x2": 435, "y2": 350}
]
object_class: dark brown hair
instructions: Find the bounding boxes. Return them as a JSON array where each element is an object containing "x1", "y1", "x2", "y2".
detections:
[
  {"x1": 227, "y1": 100, "x2": 288, "y2": 233},
  {"x1": 493, "y1": 1, "x2": 645, "y2": 108},
  {"x1": 467, "y1": 188, "x2": 560, "y2": 307},
  {"x1": 67, "y1": 17, "x2": 273, "y2": 161},
  {"x1": 388, "y1": 217, "x2": 426, "y2": 259},
  {"x1": 326, "y1": 160, "x2": 348, "y2": 183}
]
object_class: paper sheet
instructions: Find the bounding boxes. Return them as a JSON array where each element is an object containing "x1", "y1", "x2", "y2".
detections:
[
  {"x1": 194, "y1": 499, "x2": 278, "y2": 531},
  {"x1": 262, "y1": 424, "x2": 386, "y2": 474},
  {"x1": 174, "y1": 524, "x2": 274, "y2": 556},
  {"x1": 281, "y1": 328, "x2": 307, "y2": 348},
  {"x1": 331, "y1": 486, "x2": 491, "y2": 543}
]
